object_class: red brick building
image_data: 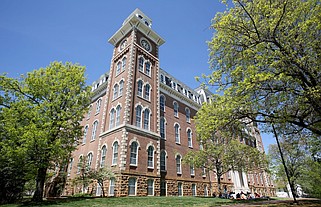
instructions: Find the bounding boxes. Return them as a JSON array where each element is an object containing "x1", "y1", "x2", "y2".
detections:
[{"x1": 65, "y1": 9, "x2": 275, "y2": 197}]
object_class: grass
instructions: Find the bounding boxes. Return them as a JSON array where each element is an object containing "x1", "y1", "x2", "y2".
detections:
[{"x1": 1, "y1": 196, "x2": 321, "y2": 207}]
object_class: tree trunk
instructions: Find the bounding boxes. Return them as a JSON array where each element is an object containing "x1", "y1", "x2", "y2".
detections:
[
  {"x1": 32, "y1": 166, "x2": 47, "y2": 202},
  {"x1": 101, "y1": 183, "x2": 105, "y2": 197},
  {"x1": 217, "y1": 174, "x2": 222, "y2": 195}
]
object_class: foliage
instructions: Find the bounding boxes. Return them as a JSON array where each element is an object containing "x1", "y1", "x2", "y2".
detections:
[
  {"x1": 88, "y1": 168, "x2": 115, "y2": 197},
  {"x1": 268, "y1": 134, "x2": 321, "y2": 198},
  {"x1": 184, "y1": 110, "x2": 266, "y2": 194},
  {"x1": 200, "y1": 0, "x2": 321, "y2": 136},
  {"x1": 0, "y1": 62, "x2": 91, "y2": 202}
]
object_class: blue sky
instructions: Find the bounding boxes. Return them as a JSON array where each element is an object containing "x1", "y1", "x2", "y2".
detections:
[{"x1": 0, "y1": 0, "x2": 275, "y2": 151}]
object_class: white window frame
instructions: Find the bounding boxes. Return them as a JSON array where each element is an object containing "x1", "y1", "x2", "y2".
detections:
[
  {"x1": 116, "y1": 105, "x2": 121, "y2": 127},
  {"x1": 145, "y1": 61, "x2": 151, "y2": 76},
  {"x1": 122, "y1": 57, "x2": 126, "y2": 71},
  {"x1": 173, "y1": 101, "x2": 179, "y2": 117},
  {"x1": 112, "y1": 141, "x2": 118, "y2": 165},
  {"x1": 190, "y1": 164, "x2": 195, "y2": 176},
  {"x1": 178, "y1": 182, "x2": 183, "y2": 196},
  {"x1": 138, "y1": 57, "x2": 144, "y2": 72},
  {"x1": 96, "y1": 99, "x2": 102, "y2": 114},
  {"x1": 130, "y1": 141, "x2": 138, "y2": 166},
  {"x1": 128, "y1": 177, "x2": 137, "y2": 196},
  {"x1": 187, "y1": 128, "x2": 193, "y2": 148},
  {"x1": 83, "y1": 125, "x2": 88, "y2": 144},
  {"x1": 160, "y1": 117, "x2": 166, "y2": 139},
  {"x1": 119, "y1": 80, "x2": 124, "y2": 97},
  {"x1": 176, "y1": 154, "x2": 182, "y2": 174},
  {"x1": 192, "y1": 184, "x2": 197, "y2": 196},
  {"x1": 109, "y1": 108, "x2": 116, "y2": 129},
  {"x1": 160, "y1": 150, "x2": 166, "y2": 172},
  {"x1": 137, "y1": 80, "x2": 143, "y2": 97},
  {"x1": 91, "y1": 121, "x2": 98, "y2": 141},
  {"x1": 174, "y1": 123, "x2": 180, "y2": 144},
  {"x1": 116, "y1": 61, "x2": 121, "y2": 75},
  {"x1": 135, "y1": 106, "x2": 142, "y2": 127},
  {"x1": 109, "y1": 178, "x2": 115, "y2": 196},
  {"x1": 147, "y1": 179, "x2": 154, "y2": 196},
  {"x1": 147, "y1": 145, "x2": 154, "y2": 169},
  {"x1": 143, "y1": 108, "x2": 150, "y2": 130},
  {"x1": 144, "y1": 84, "x2": 150, "y2": 100},
  {"x1": 185, "y1": 107, "x2": 190, "y2": 123},
  {"x1": 100, "y1": 145, "x2": 107, "y2": 168}
]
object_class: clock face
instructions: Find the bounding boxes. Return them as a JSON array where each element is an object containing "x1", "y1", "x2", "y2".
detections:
[{"x1": 141, "y1": 39, "x2": 151, "y2": 51}]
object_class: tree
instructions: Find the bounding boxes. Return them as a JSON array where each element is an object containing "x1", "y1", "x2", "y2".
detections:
[
  {"x1": 88, "y1": 168, "x2": 114, "y2": 197},
  {"x1": 184, "y1": 105, "x2": 266, "y2": 195},
  {"x1": 201, "y1": 0, "x2": 321, "y2": 136},
  {"x1": 0, "y1": 62, "x2": 91, "y2": 202},
  {"x1": 269, "y1": 133, "x2": 321, "y2": 198}
]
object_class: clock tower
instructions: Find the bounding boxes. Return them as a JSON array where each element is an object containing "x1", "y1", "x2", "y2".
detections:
[{"x1": 99, "y1": 9, "x2": 165, "y2": 196}]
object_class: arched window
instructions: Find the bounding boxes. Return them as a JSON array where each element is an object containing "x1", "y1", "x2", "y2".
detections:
[
  {"x1": 143, "y1": 109, "x2": 150, "y2": 130},
  {"x1": 185, "y1": 108, "x2": 190, "y2": 122},
  {"x1": 77, "y1": 155, "x2": 83, "y2": 174},
  {"x1": 91, "y1": 121, "x2": 98, "y2": 141},
  {"x1": 116, "y1": 105, "x2": 121, "y2": 126},
  {"x1": 112, "y1": 142, "x2": 118, "y2": 165},
  {"x1": 87, "y1": 105, "x2": 92, "y2": 119},
  {"x1": 138, "y1": 57, "x2": 144, "y2": 72},
  {"x1": 144, "y1": 84, "x2": 150, "y2": 100},
  {"x1": 178, "y1": 182, "x2": 183, "y2": 196},
  {"x1": 113, "y1": 84, "x2": 119, "y2": 100},
  {"x1": 128, "y1": 177, "x2": 136, "y2": 195},
  {"x1": 100, "y1": 145, "x2": 107, "y2": 168},
  {"x1": 83, "y1": 125, "x2": 88, "y2": 144},
  {"x1": 190, "y1": 164, "x2": 195, "y2": 176},
  {"x1": 160, "y1": 95, "x2": 165, "y2": 112},
  {"x1": 176, "y1": 154, "x2": 182, "y2": 174},
  {"x1": 173, "y1": 102, "x2": 179, "y2": 117},
  {"x1": 160, "y1": 150, "x2": 166, "y2": 171},
  {"x1": 130, "y1": 141, "x2": 138, "y2": 165},
  {"x1": 145, "y1": 62, "x2": 151, "y2": 76},
  {"x1": 137, "y1": 80, "x2": 143, "y2": 97},
  {"x1": 187, "y1": 129, "x2": 192, "y2": 148},
  {"x1": 135, "y1": 106, "x2": 142, "y2": 127},
  {"x1": 119, "y1": 80, "x2": 124, "y2": 97},
  {"x1": 174, "y1": 123, "x2": 180, "y2": 144},
  {"x1": 122, "y1": 57, "x2": 127, "y2": 71},
  {"x1": 67, "y1": 158, "x2": 73, "y2": 176},
  {"x1": 160, "y1": 117, "x2": 165, "y2": 139},
  {"x1": 147, "y1": 146, "x2": 154, "y2": 168},
  {"x1": 116, "y1": 61, "x2": 121, "y2": 75},
  {"x1": 109, "y1": 109, "x2": 116, "y2": 129},
  {"x1": 87, "y1": 152, "x2": 93, "y2": 169},
  {"x1": 96, "y1": 99, "x2": 102, "y2": 114}
]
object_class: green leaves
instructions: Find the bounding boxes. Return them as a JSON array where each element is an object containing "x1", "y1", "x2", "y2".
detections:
[{"x1": 0, "y1": 61, "x2": 91, "y2": 202}]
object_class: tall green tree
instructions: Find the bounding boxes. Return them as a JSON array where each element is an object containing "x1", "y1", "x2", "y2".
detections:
[
  {"x1": 184, "y1": 103, "x2": 266, "y2": 195},
  {"x1": 268, "y1": 133, "x2": 321, "y2": 198},
  {"x1": 201, "y1": 0, "x2": 321, "y2": 136},
  {"x1": 0, "y1": 62, "x2": 91, "y2": 202}
]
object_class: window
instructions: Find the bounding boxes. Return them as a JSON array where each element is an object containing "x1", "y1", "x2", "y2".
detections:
[
  {"x1": 135, "y1": 106, "x2": 142, "y2": 127},
  {"x1": 87, "y1": 105, "x2": 92, "y2": 119},
  {"x1": 96, "y1": 99, "x2": 102, "y2": 114},
  {"x1": 160, "y1": 74, "x2": 164, "y2": 83},
  {"x1": 100, "y1": 146, "x2": 107, "y2": 168},
  {"x1": 122, "y1": 57, "x2": 126, "y2": 71},
  {"x1": 68, "y1": 158, "x2": 73, "y2": 176},
  {"x1": 185, "y1": 108, "x2": 190, "y2": 122},
  {"x1": 178, "y1": 182, "x2": 183, "y2": 196},
  {"x1": 119, "y1": 80, "x2": 124, "y2": 97},
  {"x1": 91, "y1": 121, "x2": 98, "y2": 141},
  {"x1": 147, "y1": 179, "x2": 154, "y2": 196},
  {"x1": 147, "y1": 146, "x2": 154, "y2": 168},
  {"x1": 116, "y1": 105, "x2": 121, "y2": 126},
  {"x1": 143, "y1": 109, "x2": 150, "y2": 130},
  {"x1": 138, "y1": 57, "x2": 144, "y2": 72},
  {"x1": 176, "y1": 154, "x2": 182, "y2": 174},
  {"x1": 77, "y1": 155, "x2": 83, "y2": 174},
  {"x1": 109, "y1": 178, "x2": 115, "y2": 196},
  {"x1": 83, "y1": 125, "x2": 88, "y2": 144},
  {"x1": 130, "y1": 141, "x2": 138, "y2": 165},
  {"x1": 202, "y1": 167, "x2": 206, "y2": 177},
  {"x1": 112, "y1": 142, "x2": 118, "y2": 165},
  {"x1": 204, "y1": 185, "x2": 208, "y2": 197},
  {"x1": 145, "y1": 62, "x2": 151, "y2": 76},
  {"x1": 160, "y1": 117, "x2": 165, "y2": 139},
  {"x1": 128, "y1": 177, "x2": 136, "y2": 196},
  {"x1": 113, "y1": 84, "x2": 119, "y2": 100},
  {"x1": 187, "y1": 129, "x2": 192, "y2": 148},
  {"x1": 87, "y1": 152, "x2": 93, "y2": 169},
  {"x1": 137, "y1": 80, "x2": 143, "y2": 97},
  {"x1": 190, "y1": 164, "x2": 195, "y2": 176},
  {"x1": 109, "y1": 109, "x2": 115, "y2": 129},
  {"x1": 144, "y1": 84, "x2": 150, "y2": 100},
  {"x1": 160, "y1": 95, "x2": 165, "y2": 112},
  {"x1": 160, "y1": 150, "x2": 166, "y2": 171},
  {"x1": 173, "y1": 102, "x2": 179, "y2": 117},
  {"x1": 116, "y1": 61, "x2": 121, "y2": 75},
  {"x1": 174, "y1": 124, "x2": 180, "y2": 144},
  {"x1": 192, "y1": 184, "x2": 197, "y2": 196}
]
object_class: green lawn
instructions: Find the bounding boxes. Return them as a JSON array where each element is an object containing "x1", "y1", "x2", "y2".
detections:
[{"x1": 2, "y1": 196, "x2": 320, "y2": 207}]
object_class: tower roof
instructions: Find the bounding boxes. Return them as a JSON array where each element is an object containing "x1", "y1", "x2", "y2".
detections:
[{"x1": 108, "y1": 9, "x2": 165, "y2": 46}]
